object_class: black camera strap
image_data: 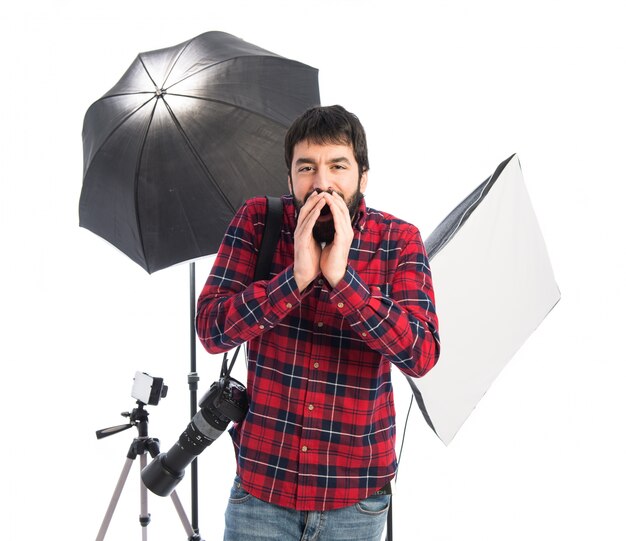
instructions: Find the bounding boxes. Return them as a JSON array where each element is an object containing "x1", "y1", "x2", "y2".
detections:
[
  {"x1": 254, "y1": 196, "x2": 284, "y2": 282},
  {"x1": 223, "y1": 196, "x2": 284, "y2": 375},
  {"x1": 221, "y1": 346, "x2": 241, "y2": 379}
]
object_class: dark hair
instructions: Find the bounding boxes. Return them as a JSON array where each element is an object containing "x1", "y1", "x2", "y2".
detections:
[{"x1": 284, "y1": 105, "x2": 369, "y2": 177}]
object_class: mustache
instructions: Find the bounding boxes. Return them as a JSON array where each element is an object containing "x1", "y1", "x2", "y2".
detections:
[
  {"x1": 304, "y1": 188, "x2": 342, "y2": 201},
  {"x1": 304, "y1": 189, "x2": 343, "y2": 215}
]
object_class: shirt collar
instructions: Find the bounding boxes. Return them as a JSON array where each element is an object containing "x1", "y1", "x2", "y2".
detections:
[{"x1": 354, "y1": 196, "x2": 367, "y2": 231}]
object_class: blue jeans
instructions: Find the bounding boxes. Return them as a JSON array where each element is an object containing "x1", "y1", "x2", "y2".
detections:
[{"x1": 224, "y1": 476, "x2": 389, "y2": 541}]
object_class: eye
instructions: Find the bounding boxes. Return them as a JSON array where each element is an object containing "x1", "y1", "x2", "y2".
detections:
[{"x1": 298, "y1": 166, "x2": 314, "y2": 173}]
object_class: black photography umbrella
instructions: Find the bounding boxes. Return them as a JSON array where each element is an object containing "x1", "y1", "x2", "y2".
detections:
[
  {"x1": 79, "y1": 30, "x2": 320, "y2": 537},
  {"x1": 80, "y1": 30, "x2": 319, "y2": 273}
]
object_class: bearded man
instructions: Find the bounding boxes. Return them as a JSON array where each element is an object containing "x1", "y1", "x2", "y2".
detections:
[{"x1": 196, "y1": 105, "x2": 440, "y2": 540}]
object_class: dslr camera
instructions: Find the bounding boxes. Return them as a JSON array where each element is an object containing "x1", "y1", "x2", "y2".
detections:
[{"x1": 141, "y1": 356, "x2": 248, "y2": 496}]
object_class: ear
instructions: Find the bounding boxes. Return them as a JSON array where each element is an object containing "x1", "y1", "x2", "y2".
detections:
[{"x1": 359, "y1": 170, "x2": 369, "y2": 194}]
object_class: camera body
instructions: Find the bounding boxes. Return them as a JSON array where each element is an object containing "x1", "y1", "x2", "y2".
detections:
[{"x1": 204, "y1": 376, "x2": 248, "y2": 424}]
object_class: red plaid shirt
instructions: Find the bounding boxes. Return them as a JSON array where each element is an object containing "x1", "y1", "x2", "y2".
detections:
[{"x1": 196, "y1": 195, "x2": 439, "y2": 511}]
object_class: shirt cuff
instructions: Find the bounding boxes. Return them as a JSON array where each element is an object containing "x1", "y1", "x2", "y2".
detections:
[
  {"x1": 329, "y1": 265, "x2": 370, "y2": 313},
  {"x1": 266, "y1": 265, "x2": 308, "y2": 316}
]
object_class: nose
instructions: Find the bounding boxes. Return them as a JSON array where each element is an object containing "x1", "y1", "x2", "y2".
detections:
[{"x1": 312, "y1": 170, "x2": 332, "y2": 193}]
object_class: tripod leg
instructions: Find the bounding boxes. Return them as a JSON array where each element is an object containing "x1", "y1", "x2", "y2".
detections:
[
  {"x1": 97, "y1": 457, "x2": 134, "y2": 541},
  {"x1": 144, "y1": 436, "x2": 200, "y2": 540},
  {"x1": 169, "y1": 489, "x2": 197, "y2": 539},
  {"x1": 140, "y1": 453, "x2": 150, "y2": 541}
]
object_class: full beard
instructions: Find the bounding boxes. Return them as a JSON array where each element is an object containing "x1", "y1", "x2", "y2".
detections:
[{"x1": 294, "y1": 188, "x2": 364, "y2": 243}]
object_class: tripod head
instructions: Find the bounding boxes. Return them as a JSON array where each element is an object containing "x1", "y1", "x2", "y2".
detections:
[
  {"x1": 96, "y1": 372, "x2": 167, "y2": 440},
  {"x1": 96, "y1": 401, "x2": 151, "y2": 440}
]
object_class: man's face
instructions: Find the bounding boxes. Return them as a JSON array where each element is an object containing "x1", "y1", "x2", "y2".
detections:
[{"x1": 289, "y1": 140, "x2": 368, "y2": 243}]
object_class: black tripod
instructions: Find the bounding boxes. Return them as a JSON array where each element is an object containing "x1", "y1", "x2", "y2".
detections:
[{"x1": 96, "y1": 402, "x2": 201, "y2": 541}]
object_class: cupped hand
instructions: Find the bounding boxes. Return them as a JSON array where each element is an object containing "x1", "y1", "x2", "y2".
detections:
[
  {"x1": 293, "y1": 192, "x2": 325, "y2": 291},
  {"x1": 320, "y1": 191, "x2": 353, "y2": 287}
]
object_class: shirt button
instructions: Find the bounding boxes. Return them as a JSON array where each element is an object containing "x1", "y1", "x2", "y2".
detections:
[
  {"x1": 313, "y1": 362, "x2": 319, "y2": 369},
  {"x1": 318, "y1": 279, "x2": 324, "y2": 285},
  {"x1": 317, "y1": 322, "x2": 324, "y2": 328},
  {"x1": 302, "y1": 445, "x2": 308, "y2": 452},
  {"x1": 308, "y1": 404, "x2": 314, "y2": 411},
  {"x1": 286, "y1": 302, "x2": 292, "y2": 309},
  {"x1": 337, "y1": 302, "x2": 344, "y2": 308},
  {"x1": 361, "y1": 331, "x2": 367, "y2": 337},
  {"x1": 259, "y1": 324, "x2": 265, "y2": 330}
]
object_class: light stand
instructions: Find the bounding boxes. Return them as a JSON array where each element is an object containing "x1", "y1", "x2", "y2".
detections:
[
  {"x1": 187, "y1": 262, "x2": 201, "y2": 535},
  {"x1": 95, "y1": 401, "x2": 200, "y2": 541}
]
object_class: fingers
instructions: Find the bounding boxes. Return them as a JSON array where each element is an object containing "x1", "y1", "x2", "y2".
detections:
[
  {"x1": 318, "y1": 192, "x2": 352, "y2": 287},
  {"x1": 321, "y1": 191, "x2": 351, "y2": 236},
  {"x1": 296, "y1": 192, "x2": 326, "y2": 238},
  {"x1": 293, "y1": 192, "x2": 324, "y2": 291}
]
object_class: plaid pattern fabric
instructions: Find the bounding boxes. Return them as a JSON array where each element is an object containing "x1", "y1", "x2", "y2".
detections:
[{"x1": 197, "y1": 195, "x2": 439, "y2": 511}]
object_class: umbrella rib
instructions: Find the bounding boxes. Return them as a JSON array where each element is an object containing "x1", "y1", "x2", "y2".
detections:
[
  {"x1": 164, "y1": 92, "x2": 292, "y2": 128},
  {"x1": 133, "y1": 98, "x2": 160, "y2": 270},
  {"x1": 160, "y1": 97, "x2": 237, "y2": 214},
  {"x1": 99, "y1": 91, "x2": 155, "y2": 100},
  {"x1": 138, "y1": 56, "x2": 160, "y2": 90},
  {"x1": 235, "y1": 137, "x2": 278, "y2": 178},
  {"x1": 84, "y1": 95, "x2": 156, "y2": 174},
  {"x1": 160, "y1": 38, "x2": 195, "y2": 90},
  {"x1": 162, "y1": 54, "x2": 282, "y2": 94}
]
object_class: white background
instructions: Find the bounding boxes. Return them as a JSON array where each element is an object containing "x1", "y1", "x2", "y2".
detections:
[{"x1": 2, "y1": 1, "x2": 624, "y2": 539}]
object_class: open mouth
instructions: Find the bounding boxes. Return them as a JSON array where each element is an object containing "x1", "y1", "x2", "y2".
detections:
[{"x1": 316, "y1": 202, "x2": 333, "y2": 222}]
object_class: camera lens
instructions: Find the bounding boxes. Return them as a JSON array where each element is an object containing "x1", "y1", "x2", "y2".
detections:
[{"x1": 141, "y1": 378, "x2": 247, "y2": 496}]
